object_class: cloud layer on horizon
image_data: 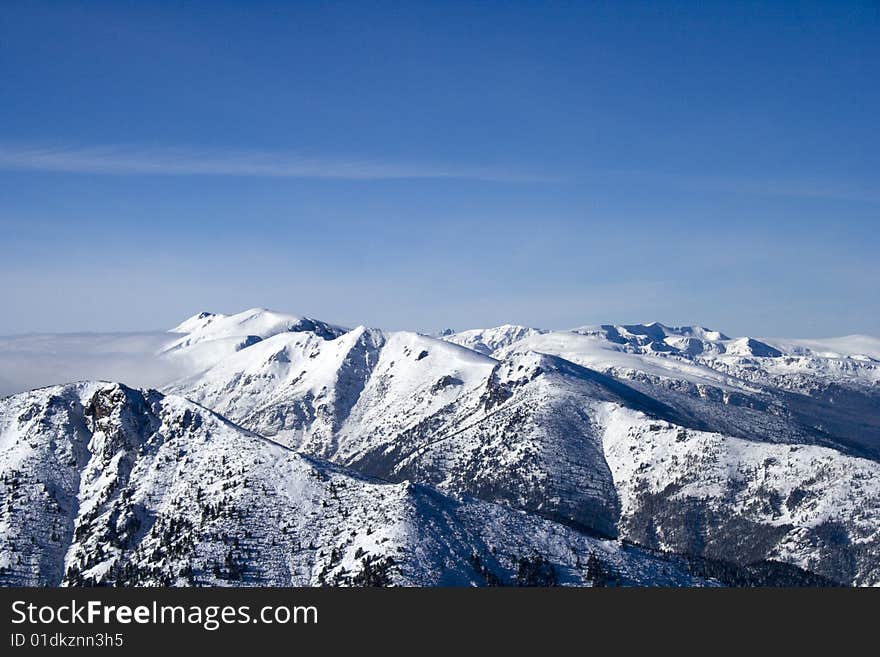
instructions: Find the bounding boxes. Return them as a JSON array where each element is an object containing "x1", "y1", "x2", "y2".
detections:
[{"x1": 0, "y1": 332, "x2": 184, "y2": 397}]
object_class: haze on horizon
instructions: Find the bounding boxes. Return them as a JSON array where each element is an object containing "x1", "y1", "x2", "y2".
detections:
[{"x1": 1, "y1": 1, "x2": 878, "y2": 339}]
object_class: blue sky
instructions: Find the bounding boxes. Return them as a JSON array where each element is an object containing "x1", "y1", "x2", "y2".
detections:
[{"x1": 1, "y1": 1, "x2": 878, "y2": 337}]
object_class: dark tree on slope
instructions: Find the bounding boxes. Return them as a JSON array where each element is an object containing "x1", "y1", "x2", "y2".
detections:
[
  {"x1": 516, "y1": 555, "x2": 558, "y2": 587},
  {"x1": 469, "y1": 552, "x2": 504, "y2": 586},
  {"x1": 350, "y1": 556, "x2": 396, "y2": 587},
  {"x1": 584, "y1": 552, "x2": 618, "y2": 587}
]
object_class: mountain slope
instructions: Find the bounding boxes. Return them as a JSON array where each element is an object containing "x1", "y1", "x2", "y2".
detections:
[
  {"x1": 340, "y1": 351, "x2": 685, "y2": 539},
  {"x1": 489, "y1": 326, "x2": 880, "y2": 456},
  {"x1": 169, "y1": 328, "x2": 497, "y2": 457},
  {"x1": 160, "y1": 308, "x2": 347, "y2": 376},
  {"x1": 168, "y1": 316, "x2": 880, "y2": 574},
  {"x1": 0, "y1": 382, "x2": 716, "y2": 587},
  {"x1": 445, "y1": 325, "x2": 548, "y2": 355},
  {"x1": 4, "y1": 309, "x2": 878, "y2": 587},
  {"x1": 170, "y1": 328, "x2": 674, "y2": 538},
  {"x1": 601, "y1": 404, "x2": 880, "y2": 585}
]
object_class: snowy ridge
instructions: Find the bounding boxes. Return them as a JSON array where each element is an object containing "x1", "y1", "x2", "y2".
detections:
[
  {"x1": 2, "y1": 308, "x2": 879, "y2": 586},
  {"x1": 486, "y1": 325, "x2": 880, "y2": 456},
  {"x1": 168, "y1": 311, "x2": 225, "y2": 335},
  {"x1": 171, "y1": 329, "x2": 668, "y2": 538},
  {"x1": 160, "y1": 308, "x2": 347, "y2": 375},
  {"x1": 170, "y1": 328, "x2": 498, "y2": 458},
  {"x1": 0, "y1": 383, "x2": 715, "y2": 587},
  {"x1": 165, "y1": 307, "x2": 346, "y2": 346},
  {"x1": 160, "y1": 312, "x2": 880, "y2": 583},
  {"x1": 601, "y1": 404, "x2": 880, "y2": 585},
  {"x1": 445, "y1": 325, "x2": 548, "y2": 356}
]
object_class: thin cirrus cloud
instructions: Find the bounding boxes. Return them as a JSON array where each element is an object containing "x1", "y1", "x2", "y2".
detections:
[
  {"x1": 1, "y1": 143, "x2": 875, "y2": 203},
  {"x1": 0, "y1": 143, "x2": 553, "y2": 183},
  {"x1": 594, "y1": 168, "x2": 880, "y2": 205}
]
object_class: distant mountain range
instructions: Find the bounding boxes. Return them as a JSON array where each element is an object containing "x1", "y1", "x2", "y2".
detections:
[{"x1": 2, "y1": 308, "x2": 878, "y2": 586}]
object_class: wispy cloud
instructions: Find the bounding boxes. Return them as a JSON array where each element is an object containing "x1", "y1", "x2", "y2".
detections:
[
  {"x1": 3, "y1": 143, "x2": 874, "y2": 202},
  {"x1": 601, "y1": 168, "x2": 880, "y2": 204},
  {"x1": 0, "y1": 143, "x2": 553, "y2": 183}
]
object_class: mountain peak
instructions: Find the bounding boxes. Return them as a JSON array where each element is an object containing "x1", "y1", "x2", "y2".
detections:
[
  {"x1": 168, "y1": 311, "x2": 224, "y2": 334},
  {"x1": 442, "y1": 324, "x2": 546, "y2": 356}
]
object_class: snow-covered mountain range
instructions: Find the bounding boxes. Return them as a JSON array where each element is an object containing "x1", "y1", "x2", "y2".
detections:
[{"x1": 2, "y1": 308, "x2": 878, "y2": 586}]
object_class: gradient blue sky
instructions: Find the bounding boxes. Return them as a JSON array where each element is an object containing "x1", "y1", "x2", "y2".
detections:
[{"x1": 1, "y1": 1, "x2": 878, "y2": 337}]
